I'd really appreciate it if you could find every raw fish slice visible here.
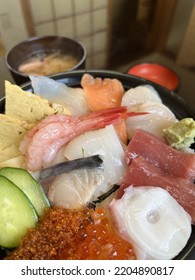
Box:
[30,75,90,116]
[110,186,191,259]
[125,102,177,139]
[47,167,104,209]
[64,125,127,199]
[121,85,162,108]
[53,87,90,116]
[81,73,124,111]
[125,129,195,181]
[118,156,195,223]
[39,155,103,181]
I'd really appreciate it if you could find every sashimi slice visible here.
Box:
[64,124,127,199]
[125,129,195,182]
[30,75,90,116]
[110,186,191,259]
[118,156,195,223]
[121,85,162,108]
[125,102,177,140]
[47,167,104,209]
[81,73,124,111]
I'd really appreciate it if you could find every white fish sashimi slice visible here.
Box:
[110,186,191,260]
[64,125,127,199]
[121,85,162,109]
[139,101,176,118]
[126,102,178,139]
[47,168,104,209]
[53,87,90,116]
[30,75,90,116]
[30,75,69,101]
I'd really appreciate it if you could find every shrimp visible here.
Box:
[114,119,128,145]
[81,74,124,111]
[20,107,146,171]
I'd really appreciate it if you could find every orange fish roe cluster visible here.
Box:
[6,207,91,260]
[78,208,136,260]
[58,207,136,260]
[6,206,135,260]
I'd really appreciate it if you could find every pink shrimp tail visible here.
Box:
[93,107,148,126]
[78,106,127,121]
[79,106,148,126]
[126,111,149,117]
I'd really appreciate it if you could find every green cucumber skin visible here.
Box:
[0,175,38,248]
[0,167,50,216]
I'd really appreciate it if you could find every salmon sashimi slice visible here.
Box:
[125,129,195,182]
[81,73,125,111]
[118,156,195,223]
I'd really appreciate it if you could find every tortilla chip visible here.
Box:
[5,80,70,123]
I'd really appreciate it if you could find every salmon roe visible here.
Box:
[6,206,136,260]
[59,207,136,260]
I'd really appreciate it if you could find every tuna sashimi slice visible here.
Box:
[125,129,195,182]
[118,156,195,223]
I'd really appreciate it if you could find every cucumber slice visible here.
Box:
[0,167,50,216]
[0,175,38,248]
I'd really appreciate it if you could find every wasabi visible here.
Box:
[163,118,195,149]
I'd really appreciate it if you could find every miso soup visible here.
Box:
[18,52,79,76]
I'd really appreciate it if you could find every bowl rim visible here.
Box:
[1,69,195,118]
[5,35,87,78]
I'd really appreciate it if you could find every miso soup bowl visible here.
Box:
[5,35,87,85]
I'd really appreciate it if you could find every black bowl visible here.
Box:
[5,36,87,85]
[0,70,194,260]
